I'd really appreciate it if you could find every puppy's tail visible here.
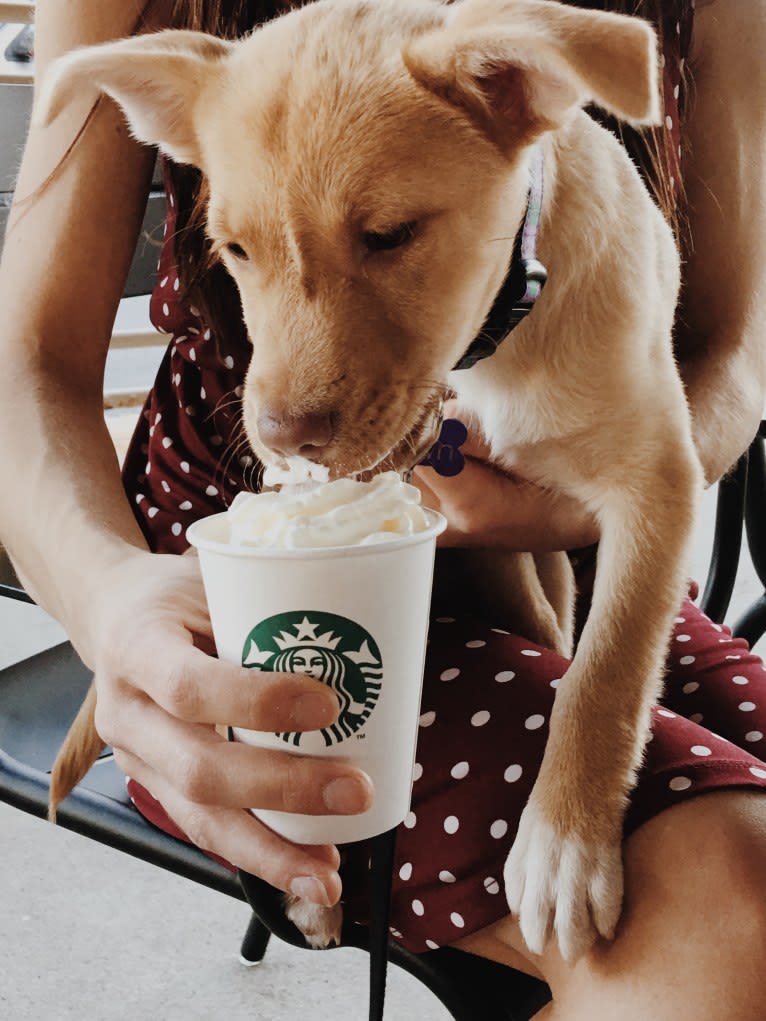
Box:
[48,681,105,823]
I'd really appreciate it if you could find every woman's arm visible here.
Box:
[675,0,766,485]
[0,0,162,636]
[0,0,370,899]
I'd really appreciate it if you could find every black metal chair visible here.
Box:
[1,421,764,1020]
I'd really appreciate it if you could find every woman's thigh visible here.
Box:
[459,790,766,1021]
[340,608,766,955]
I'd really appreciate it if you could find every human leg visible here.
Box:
[457,790,766,1021]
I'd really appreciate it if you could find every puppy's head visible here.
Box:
[38,0,660,477]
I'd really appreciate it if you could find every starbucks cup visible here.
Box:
[186,509,446,844]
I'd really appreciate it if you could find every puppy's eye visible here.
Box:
[363,221,416,253]
[226,242,249,260]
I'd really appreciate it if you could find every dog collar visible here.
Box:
[452,144,547,371]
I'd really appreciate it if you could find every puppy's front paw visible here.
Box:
[284,895,343,949]
[504,798,624,962]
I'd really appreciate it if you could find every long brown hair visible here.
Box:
[165,0,687,346]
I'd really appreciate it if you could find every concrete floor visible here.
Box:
[1,483,763,1021]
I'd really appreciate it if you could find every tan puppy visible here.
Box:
[40,0,703,962]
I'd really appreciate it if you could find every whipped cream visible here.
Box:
[227,471,430,549]
[261,456,330,488]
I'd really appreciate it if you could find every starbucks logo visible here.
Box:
[242,611,382,747]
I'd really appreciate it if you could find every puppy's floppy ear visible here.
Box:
[33,30,234,165]
[403,0,660,152]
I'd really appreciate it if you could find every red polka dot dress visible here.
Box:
[122,0,766,954]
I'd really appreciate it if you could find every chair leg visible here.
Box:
[239,911,272,967]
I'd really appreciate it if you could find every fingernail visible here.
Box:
[289,876,331,906]
[290,692,338,730]
[323,775,371,814]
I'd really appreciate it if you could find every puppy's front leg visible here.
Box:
[504,448,701,962]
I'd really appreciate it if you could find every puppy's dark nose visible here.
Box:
[257,409,334,458]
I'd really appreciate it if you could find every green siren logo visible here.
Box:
[242,611,382,747]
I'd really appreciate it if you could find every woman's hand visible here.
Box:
[412,403,599,552]
[79,549,373,907]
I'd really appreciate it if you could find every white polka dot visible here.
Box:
[205,484,218,497]
[521,649,542,657]
[145,461,151,474]
[739,702,757,712]
[419,710,436,727]
[412,899,425,916]
[180,461,190,474]
[185,405,196,417]
[658,709,676,718]
[162,302,170,317]
[135,494,145,504]
[450,912,465,928]
[238,453,252,464]
[690,713,704,724]
[504,767,523,787]
[189,348,197,362]
[665,114,673,131]
[412,762,423,782]
[224,355,235,369]
[189,327,200,336]
[161,480,171,493]
[404,811,417,829]
[435,616,455,624]
[524,714,545,730]
[690,745,711,757]
[745,732,763,743]
[399,863,413,881]
[732,675,749,685]
[425,939,440,950]
[725,656,741,661]
[390,928,402,939]
[147,507,159,519]
[491,628,510,635]
[483,876,500,895]
[162,436,173,449]
[203,329,211,341]
[682,682,700,694]
[465,640,486,649]
[676,634,691,643]
[173,277,180,291]
[669,776,692,791]
[444,815,460,834]
[440,667,460,681]
[439,871,456,884]
[171,522,183,537]
[190,305,200,317]
[679,656,696,665]
[173,373,182,386]
[495,670,515,683]
[749,767,766,780]
[200,387,207,400]
[550,678,560,689]
[471,710,491,727]
[179,500,192,511]
[490,820,508,839]
[160,276,169,288]
[675,617,686,624]
[451,761,470,780]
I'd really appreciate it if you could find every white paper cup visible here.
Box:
[186,509,446,844]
